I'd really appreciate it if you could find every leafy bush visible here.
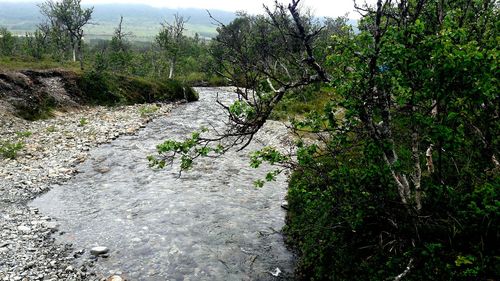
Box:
[280,1,499,280]
[285,142,499,280]
[0,140,24,159]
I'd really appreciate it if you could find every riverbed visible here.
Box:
[29,87,295,280]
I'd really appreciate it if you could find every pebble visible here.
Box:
[95,167,111,174]
[90,246,109,256]
[270,267,282,277]
[281,200,289,210]
[17,225,31,233]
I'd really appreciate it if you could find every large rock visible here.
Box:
[90,246,109,256]
[107,275,124,281]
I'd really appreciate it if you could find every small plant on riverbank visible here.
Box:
[0,140,24,159]
[78,118,88,127]
[46,125,57,133]
[15,131,33,138]
[0,130,34,159]
[139,104,159,117]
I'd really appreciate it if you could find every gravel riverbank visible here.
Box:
[0,103,176,281]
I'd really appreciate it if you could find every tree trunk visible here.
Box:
[72,46,76,62]
[168,59,175,79]
[78,39,84,70]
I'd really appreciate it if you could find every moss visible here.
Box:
[77,71,121,105]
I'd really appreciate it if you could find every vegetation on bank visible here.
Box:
[148,0,499,280]
[78,71,198,105]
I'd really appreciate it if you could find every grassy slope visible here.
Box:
[0,57,83,72]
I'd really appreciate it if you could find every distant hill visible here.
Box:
[0,2,357,41]
[0,2,236,40]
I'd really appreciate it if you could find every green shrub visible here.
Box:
[282,79,499,279]
[285,144,499,280]
[0,140,24,159]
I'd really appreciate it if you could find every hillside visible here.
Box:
[0,2,236,40]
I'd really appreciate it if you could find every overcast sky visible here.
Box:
[0,0,373,18]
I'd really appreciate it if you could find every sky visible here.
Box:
[0,0,374,18]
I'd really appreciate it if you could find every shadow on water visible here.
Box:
[30,88,295,281]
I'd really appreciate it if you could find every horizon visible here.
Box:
[0,0,373,18]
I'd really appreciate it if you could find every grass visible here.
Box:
[270,85,334,121]
[0,130,34,159]
[15,131,32,138]
[0,56,82,72]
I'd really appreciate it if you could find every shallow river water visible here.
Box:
[30,88,295,280]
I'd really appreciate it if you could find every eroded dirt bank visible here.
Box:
[0,70,85,121]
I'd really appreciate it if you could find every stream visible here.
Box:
[30,87,295,280]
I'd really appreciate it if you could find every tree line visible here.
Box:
[0,0,220,85]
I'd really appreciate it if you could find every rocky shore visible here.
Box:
[0,103,176,281]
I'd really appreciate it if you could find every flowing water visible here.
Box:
[30,88,295,281]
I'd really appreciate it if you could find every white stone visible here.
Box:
[90,246,109,256]
[107,275,123,281]
[17,225,31,233]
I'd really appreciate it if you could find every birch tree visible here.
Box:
[156,13,189,79]
[40,0,93,69]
